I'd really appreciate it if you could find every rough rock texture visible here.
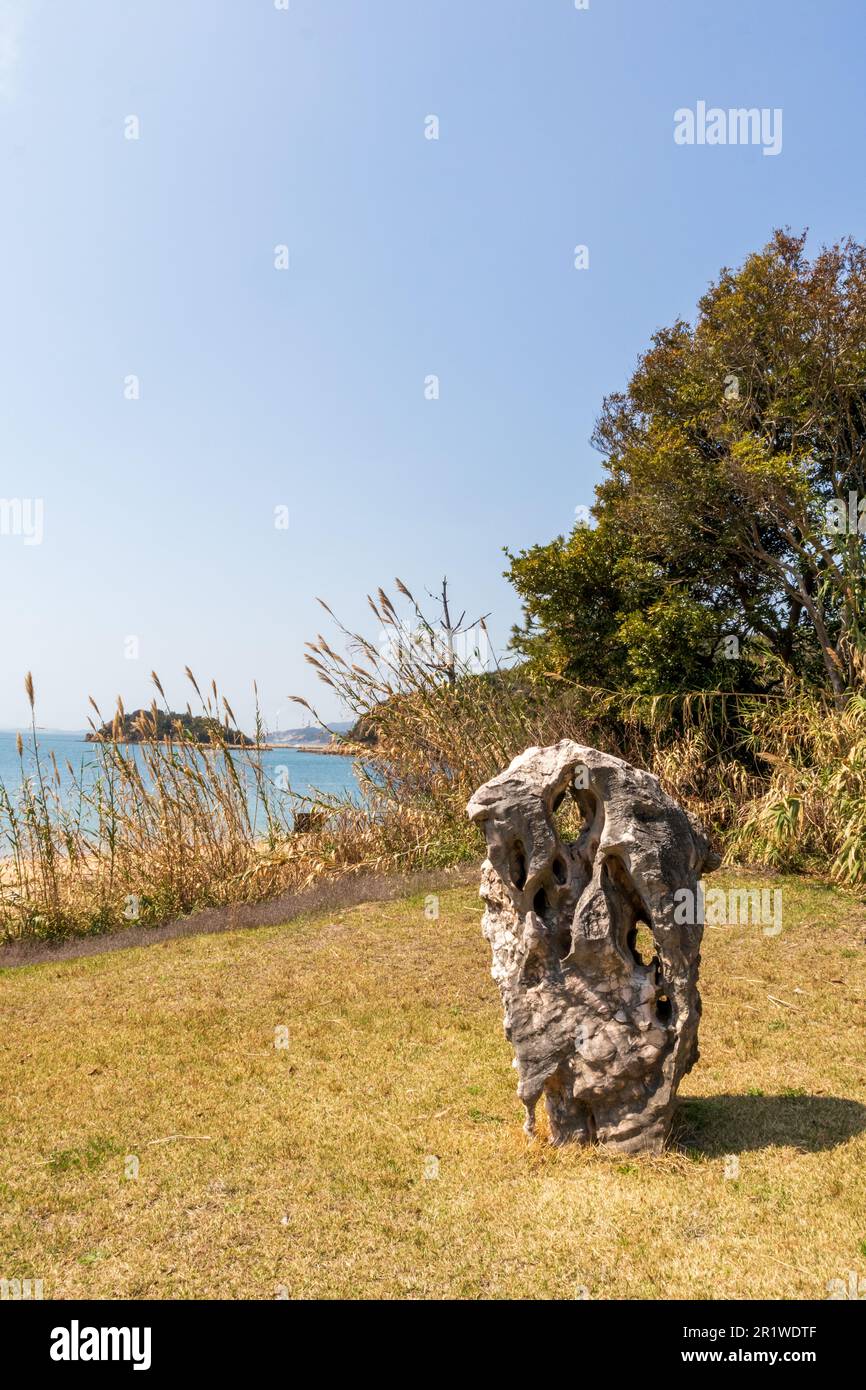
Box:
[467,742,719,1154]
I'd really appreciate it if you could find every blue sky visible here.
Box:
[1,0,864,729]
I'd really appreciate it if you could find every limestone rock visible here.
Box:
[467,742,719,1154]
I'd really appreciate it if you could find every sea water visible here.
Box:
[0,731,360,834]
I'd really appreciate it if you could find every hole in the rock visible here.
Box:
[509,840,527,890]
[551,780,590,846]
[627,920,656,967]
[656,993,672,1022]
[552,855,568,885]
[572,787,601,860]
[603,856,658,969]
[533,887,549,917]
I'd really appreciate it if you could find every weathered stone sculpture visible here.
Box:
[467,742,719,1153]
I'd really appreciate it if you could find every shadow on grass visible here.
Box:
[676,1093,866,1155]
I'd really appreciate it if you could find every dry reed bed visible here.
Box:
[3,583,866,942]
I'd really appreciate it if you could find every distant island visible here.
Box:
[266,720,354,747]
[86,710,255,746]
[264,721,360,754]
[85,714,366,754]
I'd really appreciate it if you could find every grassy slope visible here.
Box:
[1,872,865,1300]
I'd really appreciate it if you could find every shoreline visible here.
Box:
[79,738,361,758]
[259,742,363,756]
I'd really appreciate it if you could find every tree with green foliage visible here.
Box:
[507,230,866,702]
[506,517,752,694]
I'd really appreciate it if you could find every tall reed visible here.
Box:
[5,586,864,943]
[297,580,866,889]
[0,671,365,940]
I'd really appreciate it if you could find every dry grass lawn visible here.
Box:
[1,871,865,1300]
